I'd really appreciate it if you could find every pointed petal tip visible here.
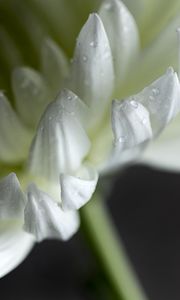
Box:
[24,184,80,242]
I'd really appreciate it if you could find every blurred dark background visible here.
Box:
[0,165,180,300]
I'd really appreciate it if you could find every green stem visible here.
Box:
[80,193,149,300]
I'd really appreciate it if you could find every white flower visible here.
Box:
[0,0,180,277]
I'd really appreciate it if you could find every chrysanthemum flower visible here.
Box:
[0,0,180,281]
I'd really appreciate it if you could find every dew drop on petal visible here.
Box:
[149,95,155,101]
[117,136,127,143]
[152,88,160,96]
[89,41,97,47]
[130,100,138,109]
[82,55,88,62]
[141,118,147,125]
[104,2,113,11]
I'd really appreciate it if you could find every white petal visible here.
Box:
[0,93,32,163]
[127,15,180,94]
[60,164,98,211]
[24,184,80,242]
[28,89,90,182]
[134,68,180,136]
[59,89,90,128]
[41,38,69,95]
[0,173,25,220]
[67,13,114,126]
[112,99,152,151]
[12,67,51,128]
[99,0,140,86]
[0,223,34,278]
[142,113,180,171]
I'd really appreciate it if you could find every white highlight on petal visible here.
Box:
[0,93,31,163]
[134,68,180,136]
[0,224,34,278]
[12,67,51,128]
[176,28,180,78]
[24,184,80,242]
[28,89,90,182]
[41,38,69,95]
[67,13,114,126]
[99,0,140,86]
[60,164,98,211]
[112,99,152,151]
[0,173,25,220]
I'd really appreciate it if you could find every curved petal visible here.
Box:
[12,67,51,128]
[67,13,114,128]
[112,99,152,151]
[126,15,180,94]
[0,173,25,220]
[24,184,80,242]
[142,114,180,171]
[41,38,69,95]
[99,0,140,86]
[28,89,90,182]
[60,164,98,211]
[133,68,180,136]
[0,223,34,278]
[0,93,32,163]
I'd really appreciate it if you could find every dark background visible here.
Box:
[0,165,180,300]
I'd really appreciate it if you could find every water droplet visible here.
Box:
[141,118,147,125]
[130,100,138,108]
[82,55,88,62]
[67,95,72,101]
[152,88,160,96]
[149,95,154,101]
[118,136,127,143]
[89,41,97,47]
[104,2,112,10]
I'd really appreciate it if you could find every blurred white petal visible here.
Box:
[0,173,25,220]
[41,38,69,94]
[99,0,139,86]
[12,67,51,128]
[24,184,80,242]
[0,93,32,163]
[0,223,34,278]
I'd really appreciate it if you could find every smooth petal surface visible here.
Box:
[24,184,80,242]
[0,223,34,278]
[0,93,31,163]
[12,67,51,128]
[28,89,90,182]
[60,164,98,211]
[142,114,180,171]
[99,0,139,86]
[127,15,180,95]
[133,68,180,136]
[0,173,25,220]
[67,13,114,127]
[41,38,69,95]
[112,99,152,151]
